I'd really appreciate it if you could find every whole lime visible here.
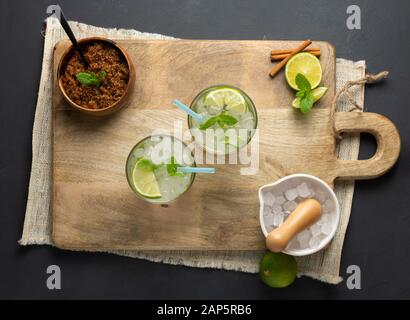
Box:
[259,252,297,288]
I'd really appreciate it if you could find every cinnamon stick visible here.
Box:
[271,50,320,61]
[271,47,320,56]
[269,40,312,78]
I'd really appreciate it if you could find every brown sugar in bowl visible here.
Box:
[57,37,135,116]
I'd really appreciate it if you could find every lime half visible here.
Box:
[292,87,328,108]
[204,88,247,113]
[259,252,297,288]
[285,52,322,90]
[132,159,161,199]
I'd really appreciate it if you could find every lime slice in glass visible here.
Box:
[259,252,297,288]
[132,159,161,199]
[285,52,322,90]
[204,88,247,113]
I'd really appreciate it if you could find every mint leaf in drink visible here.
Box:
[295,73,311,91]
[76,70,107,87]
[166,157,184,177]
[199,113,238,130]
[217,114,238,126]
[300,92,314,114]
[137,158,156,172]
[199,116,218,130]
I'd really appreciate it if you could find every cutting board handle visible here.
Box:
[334,112,400,180]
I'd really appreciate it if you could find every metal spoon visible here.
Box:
[49,5,90,68]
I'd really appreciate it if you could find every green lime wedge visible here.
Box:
[285,52,322,90]
[292,87,328,108]
[132,158,161,199]
[204,88,247,113]
[259,252,297,288]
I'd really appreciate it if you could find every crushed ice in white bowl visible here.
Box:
[259,174,340,256]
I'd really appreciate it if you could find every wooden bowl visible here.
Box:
[57,37,135,116]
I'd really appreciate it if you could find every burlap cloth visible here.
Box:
[20,17,366,284]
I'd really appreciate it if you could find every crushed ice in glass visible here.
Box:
[262,180,336,251]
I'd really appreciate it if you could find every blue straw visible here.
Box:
[177,167,215,174]
[172,99,204,124]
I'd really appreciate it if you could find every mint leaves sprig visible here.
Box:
[199,113,238,130]
[295,73,314,114]
[137,156,185,177]
[137,158,160,172]
[76,71,107,87]
[166,156,185,177]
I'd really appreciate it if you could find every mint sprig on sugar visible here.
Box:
[295,73,314,114]
[199,113,238,130]
[76,70,107,87]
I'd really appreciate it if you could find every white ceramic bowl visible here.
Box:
[259,174,340,256]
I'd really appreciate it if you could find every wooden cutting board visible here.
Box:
[52,40,400,250]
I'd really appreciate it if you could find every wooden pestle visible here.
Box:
[266,199,322,252]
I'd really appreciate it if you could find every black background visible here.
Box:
[0,0,409,299]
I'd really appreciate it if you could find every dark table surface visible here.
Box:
[1,0,409,299]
